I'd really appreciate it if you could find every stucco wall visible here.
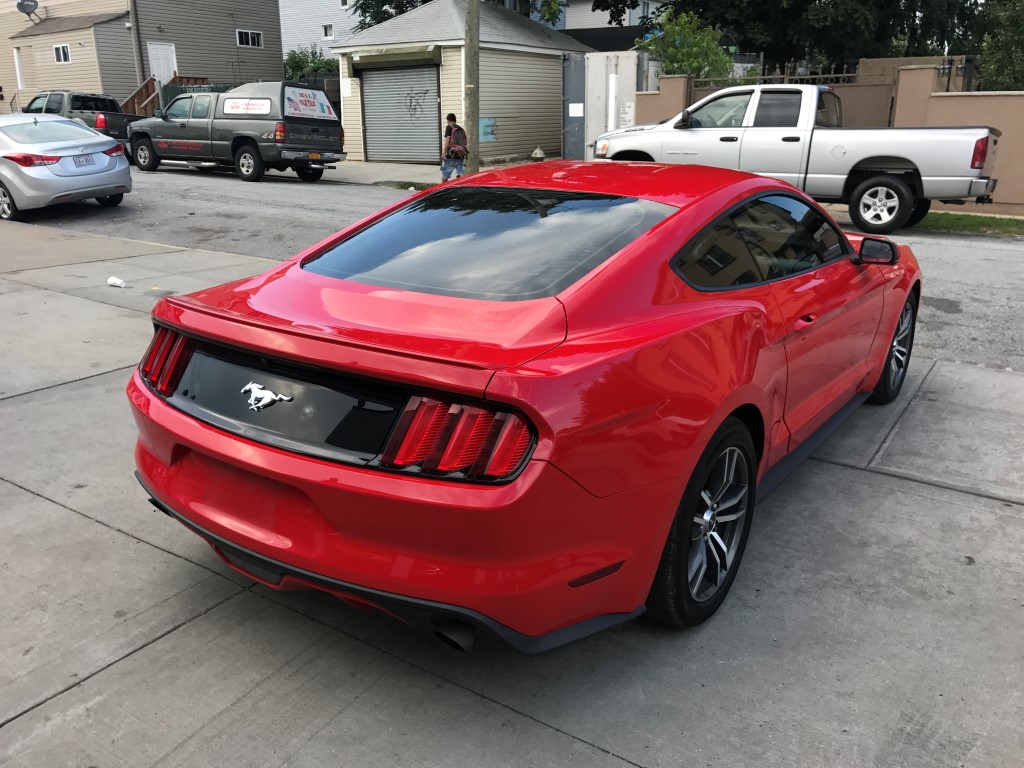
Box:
[635,74,688,125]
[895,65,1023,216]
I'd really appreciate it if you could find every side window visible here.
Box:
[71,94,84,110]
[191,95,212,119]
[732,195,847,280]
[165,97,192,120]
[752,91,802,128]
[44,93,64,113]
[24,95,47,113]
[673,221,764,289]
[101,98,120,112]
[815,91,842,128]
[688,92,752,129]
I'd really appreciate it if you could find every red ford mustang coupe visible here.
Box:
[128,162,921,653]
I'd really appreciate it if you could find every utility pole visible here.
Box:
[464,0,479,173]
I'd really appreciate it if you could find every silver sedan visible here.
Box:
[0,113,132,221]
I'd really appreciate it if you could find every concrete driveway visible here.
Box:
[0,220,1021,767]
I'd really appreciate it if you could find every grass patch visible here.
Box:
[915,211,1024,236]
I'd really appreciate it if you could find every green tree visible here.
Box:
[979,0,1024,89]
[634,8,732,78]
[284,45,340,80]
[352,0,567,33]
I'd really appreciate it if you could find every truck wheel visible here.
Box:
[133,139,160,172]
[234,145,265,182]
[849,175,913,234]
[904,199,931,228]
[95,193,124,207]
[295,167,324,182]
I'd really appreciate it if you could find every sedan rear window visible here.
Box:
[303,186,675,301]
[0,119,98,144]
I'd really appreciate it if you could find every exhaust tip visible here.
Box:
[433,620,476,652]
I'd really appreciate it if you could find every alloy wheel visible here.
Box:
[0,188,11,219]
[688,446,751,602]
[859,187,900,226]
[137,146,149,165]
[239,153,254,175]
[889,301,914,390]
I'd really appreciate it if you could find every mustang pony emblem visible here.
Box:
[241,382,292,411]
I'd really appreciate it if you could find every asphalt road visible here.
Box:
[16,167,1024,371]
[17,165,410,261]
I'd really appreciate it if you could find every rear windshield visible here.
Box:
[303,186,675,301]
[0,119,99,144]
[70,95,119,112]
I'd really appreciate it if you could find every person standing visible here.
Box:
[441,113,468,182]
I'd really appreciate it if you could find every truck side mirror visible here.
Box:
[673,112,691,129]
[154,108,165,119]
[852,237,898,265]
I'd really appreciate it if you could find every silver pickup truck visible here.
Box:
[594,84,1000,233]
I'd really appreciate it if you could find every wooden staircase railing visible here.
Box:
[120,73,210,116]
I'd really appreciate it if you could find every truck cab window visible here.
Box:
[815,91,842,128]
[752,91,802,128]
[165,97,192,120]
[688,92,752,129]
[191,95,212,119]
[24,95,46,113]
[44,93,64,113]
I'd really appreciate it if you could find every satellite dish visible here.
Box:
[16,0,39,14]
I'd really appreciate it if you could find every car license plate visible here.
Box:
[73,155,96,168]
[308,153,320,160]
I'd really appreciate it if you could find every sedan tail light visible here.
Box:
[971,136,989,169]
[96,112,108,130]
[103,144,125,157]
[3,153,61,167]
[381,396,533,480]
[139,326,192,396]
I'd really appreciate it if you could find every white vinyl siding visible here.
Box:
[29,28,102,93]
[479,49,561,159]
[280,0,359,56]
[439,46,462,132]
[93,20,139,102]
[340,69,363,159]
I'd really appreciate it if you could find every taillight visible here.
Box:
[96,112,107,130]
[340,125,345,151]
[971,136,988,169]
[381,396,534,481]
[275,122,286,143]
[103,144,124,156]
[3,153,61,167]
[139,326,192,396]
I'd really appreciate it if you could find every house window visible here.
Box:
[236,29,264,48]
[53,44,71,64]
[322,24,334,39]
[339,0,348,7]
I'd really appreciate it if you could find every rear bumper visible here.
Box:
[128,372,676,650]
[969,177,997,197]
[270,148,346,163]
[4,161,132,210]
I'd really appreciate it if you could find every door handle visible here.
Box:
[794,314,818,330]
[178,122,186,128]
[782,136,800,142]
[719,136,739,142]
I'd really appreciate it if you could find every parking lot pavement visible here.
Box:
[1,223,1022,767]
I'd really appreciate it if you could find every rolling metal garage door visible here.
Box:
[362,67,440,163]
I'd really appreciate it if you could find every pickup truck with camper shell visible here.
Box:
[593,84,1000,233]
[127,82,345,182]
[22,90,143,152]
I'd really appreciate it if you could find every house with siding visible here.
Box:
[280,0,360,56]
[1,0,284,113]
[331,0,591,163]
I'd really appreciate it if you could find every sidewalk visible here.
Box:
[1,222,1022,766]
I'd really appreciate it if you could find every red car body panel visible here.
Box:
[128,161,922,650]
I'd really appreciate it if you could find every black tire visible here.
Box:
[133,138,160,172]
[95,193,124,207]
[295,167,324,182]
[848,175,914,234]
[867,292,917,405]
[904,199,931,228]
[234,145,265,182]
[0,181,20,221]
[647,417,757,627]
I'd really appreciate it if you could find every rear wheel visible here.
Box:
[96,193,124,207]
[0,181,20,221]
[295,167,324,182]
[133,138,160,172]
[848,175,913,234]
[867,293,917,405]
[647,417,757,627]
[234,145,265,182]
[904,199,931,228]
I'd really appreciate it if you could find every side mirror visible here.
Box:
[673,112,691,129]
[154,108,165,119]
[853,237,898,265]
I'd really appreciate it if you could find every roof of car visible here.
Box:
[460,160,781,209]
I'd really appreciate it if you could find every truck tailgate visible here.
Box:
[285,119,342,149]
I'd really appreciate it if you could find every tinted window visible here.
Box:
[23,95,46,114]
[733,195,846,279]
[689,92,752,128]
[304,186,675,301]
[44,93,64,113]
[752,91,802,128]
[673,222,764,289]
[816,91,842,128]
[0,119,98,144]
[165,97,192,120]
[191,95,212,119]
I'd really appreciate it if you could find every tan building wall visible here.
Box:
[635,74,689,125]
[439,45,462,133]
[338,59,363,160]
[28,27,102,93]
[894,65,1023,216]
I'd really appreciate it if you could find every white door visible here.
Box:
[660,90,753,166]
[147,42,178,85]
